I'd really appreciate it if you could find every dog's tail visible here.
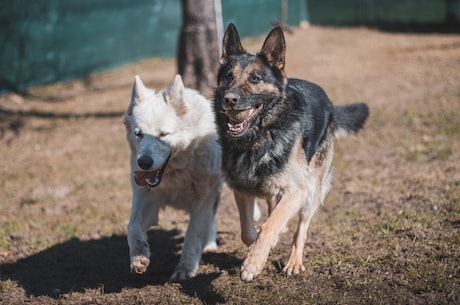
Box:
[333,102,369,138]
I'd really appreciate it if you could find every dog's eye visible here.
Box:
[159,131,169,138]
[249,74,262,83]
[134,128,143,138]
[225,72,233,82]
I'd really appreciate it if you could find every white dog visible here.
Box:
[123,75,222,281]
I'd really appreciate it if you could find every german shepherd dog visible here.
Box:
[214,23,369,281]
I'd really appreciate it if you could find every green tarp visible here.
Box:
[1,0,458,94]
[0,0,181,93]
[307,0,455,25]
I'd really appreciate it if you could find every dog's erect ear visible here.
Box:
[170,74,184,102]
[165,74,187,116]
[127,75,149,114]
[221,23,245,64]
[131,75,149,104]
[260,27,286,71]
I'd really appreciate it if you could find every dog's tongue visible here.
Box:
[133,170,160,187]
[227,108,254,123]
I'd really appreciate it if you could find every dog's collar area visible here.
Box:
[133,153,171,187]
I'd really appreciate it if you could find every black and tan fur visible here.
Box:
[214,24,369,281]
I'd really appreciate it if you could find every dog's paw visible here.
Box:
[131,255,150,274]
[169,266,196,282]
[240,268,257,282]
[240,241,271,281]
[282,262,306,275]
[240,256,265,282]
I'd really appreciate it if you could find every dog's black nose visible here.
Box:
[137,155,153,170]
[224,92,240,105]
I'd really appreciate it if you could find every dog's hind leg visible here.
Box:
[170,194,219,282]
[234,191,258,246]
[283,170,332,275]
[203,218,218,252]
[282,202,317,275]
[204,195,220,252]
[283,145,334,275]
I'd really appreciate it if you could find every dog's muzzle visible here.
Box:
[134,153,171,188]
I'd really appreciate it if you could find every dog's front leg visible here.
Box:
[234,191,258,246]
[240,191,304,281]
[127,191,159,274]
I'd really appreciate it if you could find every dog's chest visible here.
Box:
[151,158,219,208]
[149,183,201,210]
[222,137,296,194]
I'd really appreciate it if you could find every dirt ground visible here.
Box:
[0,26,459,305]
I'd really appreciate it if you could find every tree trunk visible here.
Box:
[177,0,220,98]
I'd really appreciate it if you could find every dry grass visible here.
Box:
[1,26,459,304]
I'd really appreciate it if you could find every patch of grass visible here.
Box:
[309,254,345,269]
[0,279,18,293]
[0,221,25,250]
[445,182,460,210]
[378,216,400,236]
[54,222,80,241]
[404,136,454,162]
[375,204,438,239]
[405,258,456,294]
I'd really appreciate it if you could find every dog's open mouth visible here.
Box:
[226,104,263,137]
[133,154,171,188]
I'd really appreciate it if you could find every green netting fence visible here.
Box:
[1,0,458,94]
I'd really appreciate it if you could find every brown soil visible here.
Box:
[1,26,459,305]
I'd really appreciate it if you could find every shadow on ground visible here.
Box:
[0,107,124,144]
[0,229,239,300]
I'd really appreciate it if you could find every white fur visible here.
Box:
[124,75,222,281]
